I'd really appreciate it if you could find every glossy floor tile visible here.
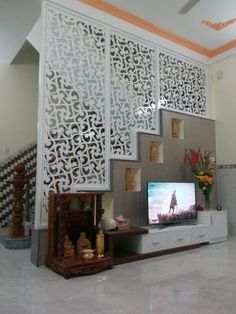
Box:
[1,238,236,314]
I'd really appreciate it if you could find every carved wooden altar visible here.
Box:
[46,192,113,278]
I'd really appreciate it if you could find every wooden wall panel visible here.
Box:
[104,110,216,226]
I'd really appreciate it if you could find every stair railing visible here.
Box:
[9,163,36,238]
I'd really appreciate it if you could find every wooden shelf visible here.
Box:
[105,225,148,238]
[105,226,148,264]
[113,249,141,265]
[125,168,141,192]
[111,245,200,265]
[172,118,184,139]
[149,141,163,163]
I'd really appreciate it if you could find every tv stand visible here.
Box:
[105,226,148,265]
[114,223,210,258]
[197,210,228,243]
[149,221,197,230]
[178,221,197,226]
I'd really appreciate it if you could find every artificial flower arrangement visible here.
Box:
[184,148,215,210]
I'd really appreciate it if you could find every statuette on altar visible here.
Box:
[76,232,91,256]
[64,234,75,257]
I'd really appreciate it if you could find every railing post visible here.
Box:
[9,163,27,238]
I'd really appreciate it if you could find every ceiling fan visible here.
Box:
[178,0,200,14]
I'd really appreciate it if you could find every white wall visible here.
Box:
[0,44,39,162]
[211,55,236,165]
[0,0,40,64]
[211,54,236,235]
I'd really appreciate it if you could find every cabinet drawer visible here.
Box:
[192,227,209,243]
[168,230,191,248]
[140,233,168,253]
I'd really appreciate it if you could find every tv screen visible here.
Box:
[147,182,197,225]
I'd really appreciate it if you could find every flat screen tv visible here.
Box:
[147,182,197,225]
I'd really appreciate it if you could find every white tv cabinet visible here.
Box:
[197,210,228,243]
[109,213,228,265]
[121,224,210,255]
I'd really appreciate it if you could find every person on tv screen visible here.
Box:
[169,190,177,214]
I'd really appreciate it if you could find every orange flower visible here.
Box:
[185,148,215,194]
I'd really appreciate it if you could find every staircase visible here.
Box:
[0,143,37,228]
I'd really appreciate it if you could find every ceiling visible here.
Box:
[82,0,236,58]
[104,0,236,50]
[1,0,236,64]
[0,0,41,64]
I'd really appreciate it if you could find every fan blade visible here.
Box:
[178,0,200,14]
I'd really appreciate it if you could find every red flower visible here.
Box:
[191,154,197,168]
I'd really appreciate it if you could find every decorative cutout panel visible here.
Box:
[38,5,108,222]
[159,51,208,117]
[110,32,158,158]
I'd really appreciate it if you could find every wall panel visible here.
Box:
[36,0,211,228]
[104,110,216,227]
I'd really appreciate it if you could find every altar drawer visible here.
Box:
[168,230,192,248]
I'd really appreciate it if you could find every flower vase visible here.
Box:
[204,193,211,211]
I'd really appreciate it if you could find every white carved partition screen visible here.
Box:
[110,31,158,159]
[159,51,208,117]
[36,3,109,225]
[36,0,209,227]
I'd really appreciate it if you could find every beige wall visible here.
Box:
[211,55,236,165]
[0,44,39,161]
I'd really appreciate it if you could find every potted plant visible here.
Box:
[184,148,215,210]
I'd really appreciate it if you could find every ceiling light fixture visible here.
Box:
[178,0,200,15]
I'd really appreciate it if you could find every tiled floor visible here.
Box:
[0,238,235,314]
